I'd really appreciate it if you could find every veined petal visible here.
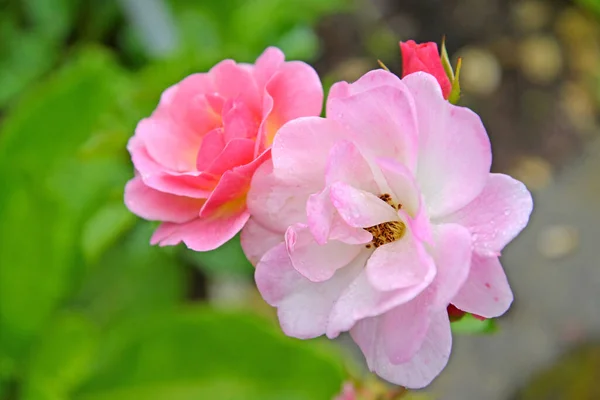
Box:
[124,177,203,223]
[330,182,399,228]
[439,173,533,256]
[327,84,418,170]
[255,244,365,339]
[151,210,250,251]
[403,72,492,219]
[351,310,452,389]
[286,224,361,282]
[240,218,283,266]
[451,254,513,318]
[365,228,435,292]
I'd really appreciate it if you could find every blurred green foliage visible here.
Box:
[450,314,498,335]
[0,0,350,398]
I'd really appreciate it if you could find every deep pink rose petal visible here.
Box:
[403,72,492,218]
[451,254,513,318]
[400,41,452,99]
[196,128,226,171]
[257,61,323,152]
[255,243,365,339]
[211,60,260,114]
[151,210,250,251]
[124,177,203,223]
[365,230,435,292]
[205,138,256,176]
[351,310,451,389]
[241,218,283,266]
[253,47,285,89]
[330,182,398,228]
[440,173,534,256]
[138,117,200,172]
[200,151,270,219]
[126,47,323,252]
[286,224,361,282]
[327,84,418,170]
[222,100,260,141]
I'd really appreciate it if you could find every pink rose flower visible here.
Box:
[242,70,533,388]
[400,40,451,99]
[124,47,323,251]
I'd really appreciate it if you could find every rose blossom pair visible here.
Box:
[125,42,533,388]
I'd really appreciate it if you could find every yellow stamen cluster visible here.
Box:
[364,194,405,249]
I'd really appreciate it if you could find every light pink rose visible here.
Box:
[242,70,533,388]
[124,47,323,251]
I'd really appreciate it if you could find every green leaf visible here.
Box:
[0,47,135,365]
[447,57,462,105]
[72,222,186,327]
[81,202,136,264]
[451,314,498,335]
[20,313,100,400]
[23,0,79,41]
[440,36,454,81]
[73,308,345,400]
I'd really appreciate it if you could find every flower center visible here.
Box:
[365,194,405,249]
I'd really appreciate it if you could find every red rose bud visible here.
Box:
[400,40,452,99]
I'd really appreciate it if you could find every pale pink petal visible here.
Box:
[376,158,420,216]
[451,254,513,318]
[440,173,533,256]
[327,267,434,338]
[326,140,379,193]
[402,72,492,218]
[286,224,361,282]
[271,117,350,185]
[240,218,283,266]
[253,47,285,89]
[306,187,373,246]
[306,187,336,245]
[124,177,203,223]
[151,210,250,251]
[351,310,452,389]
[381,300,430,365]
[255,244,365,339]
[330,182,398,228]
[328,69,406,101]
[329,218,373,245]
[365,230,435,292]
[246,160,311,232]
[428,224,472,309]
[327,83,418,170]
